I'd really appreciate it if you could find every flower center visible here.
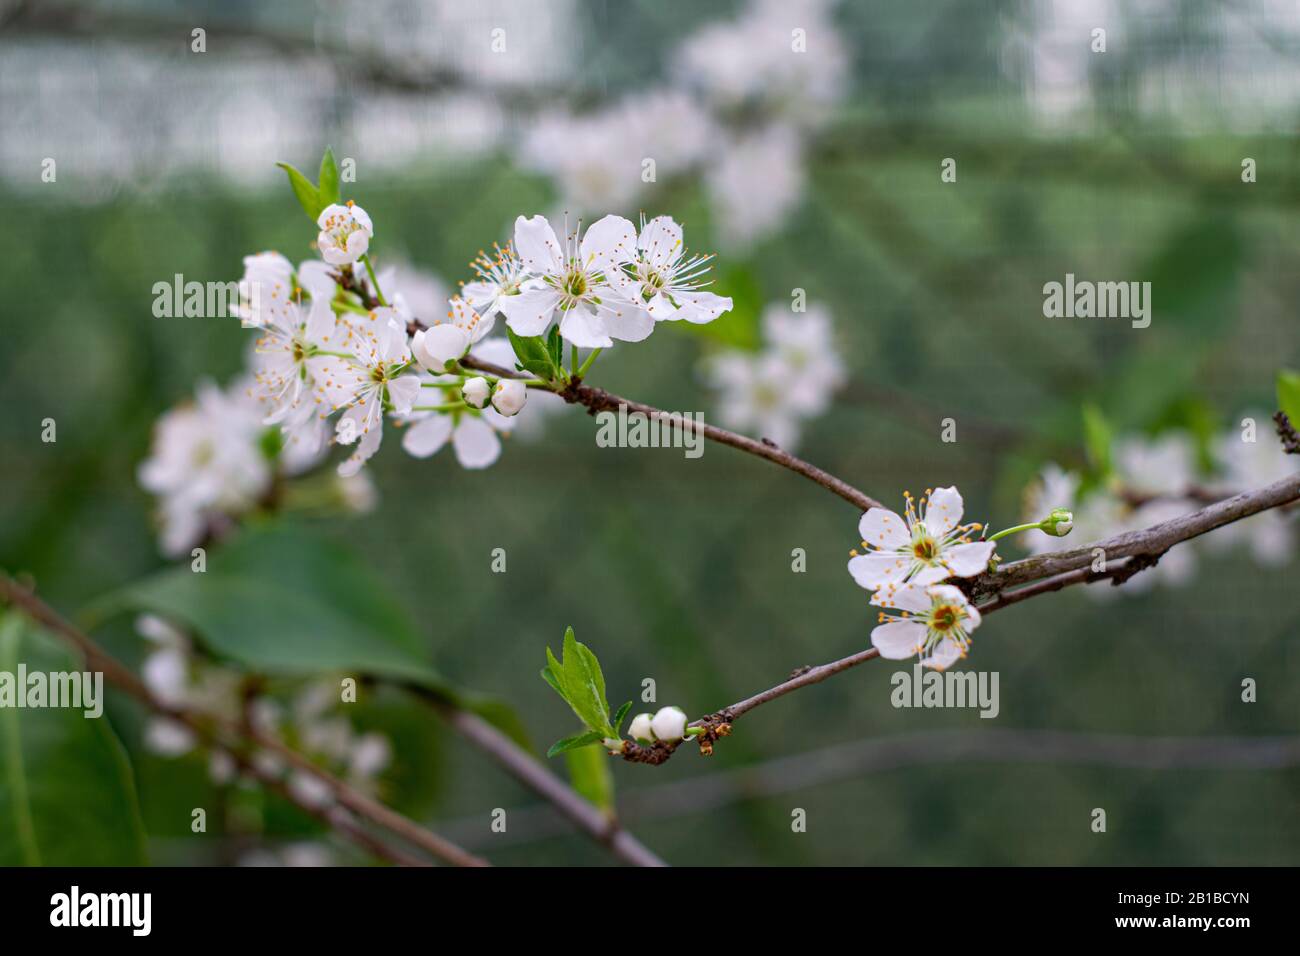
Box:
[563,266,588,299]
[912,536,936,561]
[930,604,959,631]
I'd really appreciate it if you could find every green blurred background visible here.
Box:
[1,0,1298,865]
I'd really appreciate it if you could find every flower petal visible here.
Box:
[941,541,996,578]
[558,306,613,348]
[870,581,931,613]
[513,215,562,274]
[921,638,963,671]
[924,486,964,538]
[858,507,910,550]
[452,416,502,469]
[401,414,452,458]
[580,214,637,269]
[848,552,910,590]
[871,620,925,659]
[501,287,561,336]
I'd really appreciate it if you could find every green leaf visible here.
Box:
[506,327,555,379]
[540,663,564,698]
[561,627,612,735]
[546,325,563,368]
[1277,370,1300,427]
[90,523,530,748]
[612,700,632,735]
[1081,403,1113,478]
[0,614,147,865]
[564,741,614,812]
[317,147,340,208]
[546,729,604,758]
[276,161,324,223]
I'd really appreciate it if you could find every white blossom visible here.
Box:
[315,201,374,266]
[871,582,982,670]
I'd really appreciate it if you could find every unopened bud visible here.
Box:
[628,712,655,744]
[413,324,470,370]
[462,376,491,409]
[491,378,527,417]
[1041,508,1074,537]
[650,706,688,743]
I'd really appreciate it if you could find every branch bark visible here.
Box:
[0,574,487,868]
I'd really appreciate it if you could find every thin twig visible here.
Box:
[411,689,668,867]
[0,574,487,868]
[460,354,885,513]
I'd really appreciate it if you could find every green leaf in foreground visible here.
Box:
[317,147,340,208]
[277,161,324,223]
[1277,369,1300,428]
[0,613,147,865]
[546,729,604,758]
[564,741,614,812]
[91,522,531,751]
[1081,403,1113,478]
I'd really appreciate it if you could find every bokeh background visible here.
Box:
[1,0,1298,866]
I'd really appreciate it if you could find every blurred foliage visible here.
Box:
[1,0,1299,866]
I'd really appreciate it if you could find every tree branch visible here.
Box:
[460,354,885,513]
[0,574,487,868]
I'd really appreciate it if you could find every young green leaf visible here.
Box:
[1277,369,1300,427]
[507,327,557,379]
[546,729,605,758]
[562,627,613,735]
[612,700,633,735]
[276,161,324,223]
[564,741,615,812]
[318,147,341,208]
[540,662,564,698]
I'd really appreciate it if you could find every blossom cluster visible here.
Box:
[138,615,391,804]
[846,487,997,670]
[1020,415,1299,594]
[140,192,731,554]
[703,301,846,451]
[518,0,848,247]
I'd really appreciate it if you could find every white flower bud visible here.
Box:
[628,712,655,744]
[650,706,688,743]
[462,376,491,409]
[491,378,527,417]
[413,324,470,370]
[1042,508,1074,537]
[315,202,373,266]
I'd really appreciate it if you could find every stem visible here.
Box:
[987,522,1042,542]
[576,347,602,378]
[412,402,466,413]
[362,254,388,306]
[0,575,488,868]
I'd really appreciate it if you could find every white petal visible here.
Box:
[600,304,655,343]
[847,552,909,590]
[921,638,963,671]
[452,416,502,469]
[386,374,422,416]
[871,581,931,613]
[673,291,732,325]
[580,214,637,268]
[871,620,925,660]
[558,307,613,348]
[501,287,561,336]
[637,215,683,269]
[924,486,964,537]
[858,508,910,550]
[940,541,996,578]
[513,215,562,274]
[401,414,453,458]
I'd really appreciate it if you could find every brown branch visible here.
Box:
[0,573,487,868]
[460,354,885,513]
[408,689,666,867]
[611,470,1300,767]
[1276,411,1300,455]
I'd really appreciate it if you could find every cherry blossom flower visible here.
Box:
[847,487,995,593]
[870,582,982,670]
[491,378,527,416]
[611,215,732,325]
[399,339,523,469]
[507,213,649,348]
[316,201,374,266]
[324,310,421,477]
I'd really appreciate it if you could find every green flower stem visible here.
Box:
[362,254,388,306]
[987,522,1043,542]
[576,347,603,378]
[331,298,371,316]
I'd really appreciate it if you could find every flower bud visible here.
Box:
[491,378,527,417]
[628,712,655,744]
[1042,508,1074,537]
[315,201,374,266]
[650,706,688,743]
[413,324,470,371]
[461,376,491,409]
